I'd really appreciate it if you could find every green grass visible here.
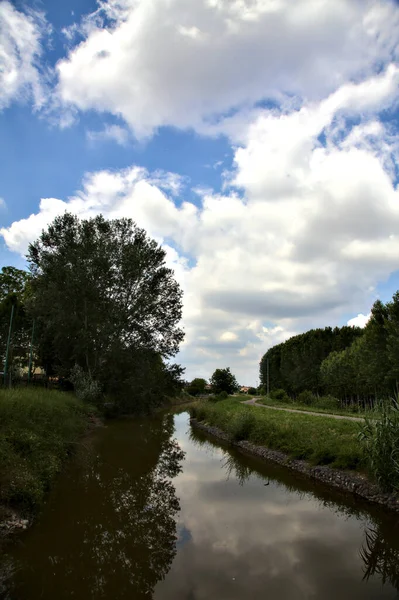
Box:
[0,387,94,512]
[191,399,364,471]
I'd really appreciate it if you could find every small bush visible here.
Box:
[313,395,340,411]
[228,410,257,441]
[297,390,315,405]
[359,399,399,492]
[248,387,257,395]
[208,392,229,403]
[70,365,102,404]
[270,389,290,402]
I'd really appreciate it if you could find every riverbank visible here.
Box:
[190,417,399,512]
[189,398,399,512]
[0,387,96,535]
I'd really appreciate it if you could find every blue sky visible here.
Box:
[1,0,399,383]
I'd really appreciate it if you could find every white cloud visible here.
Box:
[86,124,130,146]
[0,197,5,209]
[55,0,399,137]
[2,2,399,383]
[3,66,399,383]
[0,1,49,110]
[347,313,371,328]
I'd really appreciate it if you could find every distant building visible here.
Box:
[240,386,250,394]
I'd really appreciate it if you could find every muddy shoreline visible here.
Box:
[190,418,399,513]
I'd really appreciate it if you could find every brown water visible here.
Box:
[1,410,399,599]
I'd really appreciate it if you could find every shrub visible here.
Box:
[70,365,102,404]
[359,398,399,492]
[270,389,290,402]
[297,390,315,405]
[208,392,228,403]
[248,387,257,395]
[313,395,340,411]
[228,410,257,441]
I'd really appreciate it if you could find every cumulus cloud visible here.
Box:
[2,0,399,382]
[55,0,399,137]
[3,68,399,382]
[347,313,371,328]
[0,1,49,110]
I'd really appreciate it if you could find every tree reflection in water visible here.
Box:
[3,414,185,600]
[84,416,185,599]
[360,523,399,590]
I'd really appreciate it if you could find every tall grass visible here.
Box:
[359,399,399,492]
[0,387,93,511]
[191,399,364,470]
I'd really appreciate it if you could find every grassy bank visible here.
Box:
[190,399,364,471]
[0,388,94,513]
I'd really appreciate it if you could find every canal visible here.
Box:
[1,409,399,599]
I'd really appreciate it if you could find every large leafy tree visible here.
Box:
[28,213,184,411]
[210,368,239,394]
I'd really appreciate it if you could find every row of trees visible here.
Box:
[1,213,185,413]
[260,295,399,406]
[260,326,363,398]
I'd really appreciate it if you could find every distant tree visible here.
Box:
[28,213,184,412]
[186,378,207,396]
[210,368,239,395]
[248,387,257,395]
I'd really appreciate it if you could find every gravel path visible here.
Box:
[242,398,366,422]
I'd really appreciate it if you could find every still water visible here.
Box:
[1,410,399,599]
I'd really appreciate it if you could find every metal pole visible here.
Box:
[3,303,15,387]
[28,320,35,384]
[267,357,269,396]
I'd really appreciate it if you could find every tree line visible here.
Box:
[260,295,399,406]
[0,213,185,413]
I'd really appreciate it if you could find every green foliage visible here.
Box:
[186,378,207,396]
[359,399,399,492]
[208,391,229,403]
[70,365,103,404]
[247,387,257,395]
[228,409,257,441]
[269,388,290,402]
[191,399,364,471]
[297,390,315,405]
[27,213,184,414]
[0,267,32,378]
[0,387,93,510]
[260,326,363,398]
[210,367,239,395]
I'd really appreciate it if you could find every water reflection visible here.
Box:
[2,412,399,600]
[3,415,185,600]
[167,419,399,599]
[361,523,399,589]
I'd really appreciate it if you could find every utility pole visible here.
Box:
[3,303,15,387]
[28,320,35,384]
[267,357,269,396]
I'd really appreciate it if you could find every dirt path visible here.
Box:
[242,398,366,422]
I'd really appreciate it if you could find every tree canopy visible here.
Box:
[26,213,184,412]
[186,378,207,396]
[210,368,239,394]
